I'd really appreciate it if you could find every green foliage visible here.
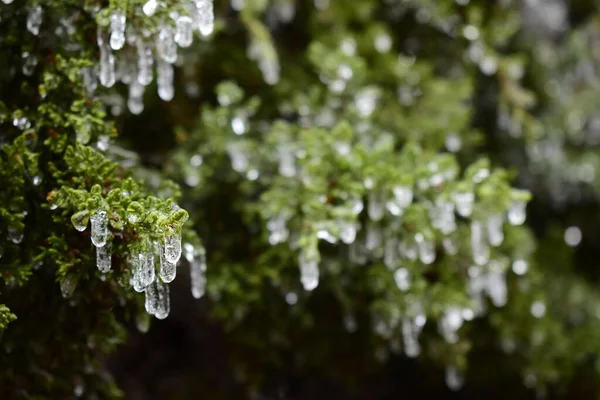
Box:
[2,0,600,398]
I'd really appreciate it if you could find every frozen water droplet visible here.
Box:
[393,185,413,208]
[231,115,247,135]
[415,233,436,265]
[21,51,38,76]
[99,43,116,87]
[109,10,126,50]
[508,200,527,225]
[439,307,463,343]
[157,59,174,101]
[530,301,546,318]
[145,280,160,315]
[366,225,382,251]
[8,226,23,244]
[128,80,145,114]
[452,191,474,217]
[156,25,177,64]
[512,259,528,275]
[143,0,158,16]
[90,209,108,247]
[140,251,156,288]
[277,144,296,177]
[60,275,77,298]
[175,15,193,47]
[159,243,177,283]
[394,268,411,291]
[285,292,298,305]
[96,238,112,272]
[190,247,207,299]
[27,6,43,35]
[136,312,151,333]
[299,251,319,291]
[368,192,385,221]
[487,214,504,247]
[384,237,398,268]
[351,198,364,215]
[339,221,357,244]
[564,226,582,247]
[164,229,182,263]
[470,221,490,266]
[401,319,421,358]
[137,41,154,86]
[196,0,215,36]
[71,210,89,232]
[445,366,464,391]
[154,279,170,319]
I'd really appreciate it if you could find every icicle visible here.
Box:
[431,201,457,235]
[438,307,463,344]
[164,228,182,263]
[401,318,421,358]
[487,214,504,247]
[267,214,289,245]
[467,266,487,317]
[442,237,458,255]
[21,51,38,76]
[486,266,507,307]
[109,10,126,50]
[145,280,160,315]
[508,200,527,226]
[365,224,382,250]
[386,199,403,216]
[339,221,357,244]
[368,192,385,221]
[393,185,413,208]
[159,243,176,283]
[60,276,76,298]
[117,53,135,84]
[452,190,474,217]
[384,237,398,269]
[394,267,411,291]
[445,366,464,391]
[415,233,436,265]
[154,279,170,319]
[278,144,296,177]
[190,246,207,299]
[530,301,546,318]
[299,250,319,291]
[399,239,418,261]
[226,143,249,172]
[98,30,116,87]
[349,240,368,265]
[136,41,154,86]
[156,25,177,64]
[90,210,108,247]
[7,226,23,244]
[470,220,489,266]
[175,15,193,47]
[142,0,158,16]
[157,59,174,101]
[195,0,214,36]
[136,312,151,333]
[128,80,145,115]
[26,6,43,35]
[96,238,112,272]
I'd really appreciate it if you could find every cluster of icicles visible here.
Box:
[95,0,214,114]
[262,182,528,294]
[71,208,206,320]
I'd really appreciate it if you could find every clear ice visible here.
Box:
[90,209,108,247]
